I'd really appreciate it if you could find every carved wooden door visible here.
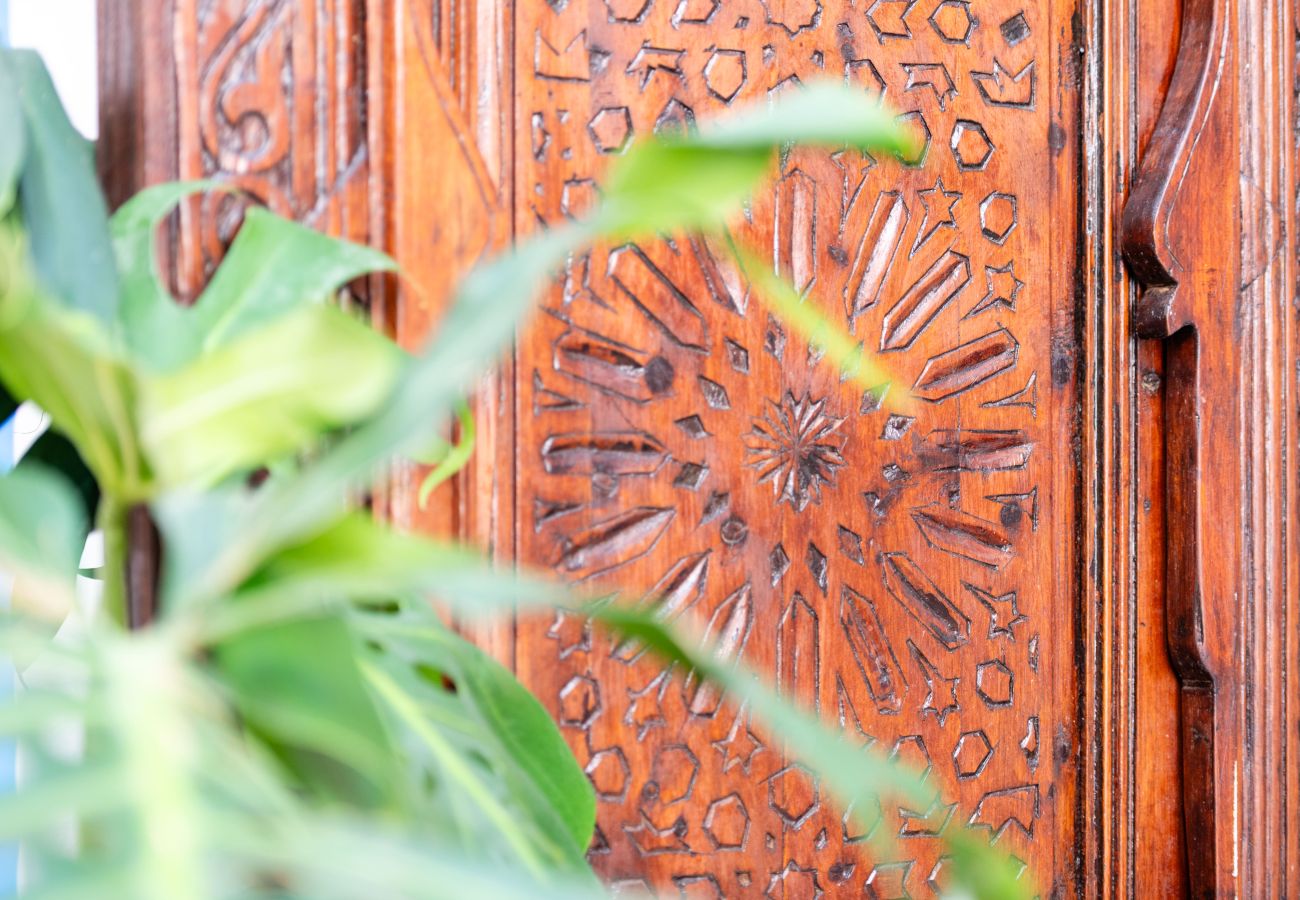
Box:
[98,0,1299,895]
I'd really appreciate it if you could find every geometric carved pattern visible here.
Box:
[513,0,1070,892]
[174,0,369,286]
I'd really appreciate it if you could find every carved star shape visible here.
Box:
[624,672,669,739]
[910,642,960,726]
[711,710,765,774]
[965,583,1028,640]
[910,176,961,257]
[967,260,1025,318]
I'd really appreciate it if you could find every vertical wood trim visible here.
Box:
[96,1,178,208]
[1082,0,1142,890]
[366,0,515,665]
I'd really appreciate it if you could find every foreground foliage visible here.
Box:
[0,48,1028,898]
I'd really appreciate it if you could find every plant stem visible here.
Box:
[97,493,128,627]
[125,504,160,628]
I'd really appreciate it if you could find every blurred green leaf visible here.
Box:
[600,142,772,237]
[191,206,396,351]
[728,239,909,406]
[600,81,916,237]
[17,428,100,522]
[202,513,568,629]
[166,222,590,607]
[419,625,596,857]
[0,465,85,620]
[679,81,916,154]
[3,49,118,323]
[357,611,597,876]
[255,817,615,900]
[109,180,223,371]
[212,612,399,808]
[140,304,403,488]
[0,236,145,495]
[0,54,26,218]
[416,400,476,507]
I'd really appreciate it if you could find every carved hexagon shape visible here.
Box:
[929,0,975,43]
[841,793,883,843]
[896,110,931,166]
[976,659,1015,706]
[588,106,633,154]
[865,861,914,899]
[979,191,1018,244]
[950,119,993,170]
[767,763,820,829]
[765,862,823,899]
[560,177,599,220]
[558,674,602,728]
[953,729,994,779]
[644,743,699,806]
[603,0,652,22]
[703,49,747,103]
[846,58,887,100]
[703,793,750,850]
[585,747,631,801]
[889,733,933,779]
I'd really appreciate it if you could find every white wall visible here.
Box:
[8,0,97,137]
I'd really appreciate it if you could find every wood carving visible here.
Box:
[511,0,1083,892]
[96,0,1300,892]
[1119,0,1230,339]
[1119,0,1236,894]
[172,0,371,290]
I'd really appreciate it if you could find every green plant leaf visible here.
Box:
[0,465,85,621]
[17,429,100,522]
[211,612,399,808]
[191,206,396,351]
[140,304,403,488]
[600,80,917,237]
[727,238,909,406]
[680,80,917,154]
[356,611,597,876]
[164,222,591,607]
[600,142,773,237]
[3,49,118,323]
[416,399,477,507]
[109,180,224,371]
[195,514,567,631]
[417,626,596,856]
[0,54,26,218]
[0,381,17,425]
[0,235,145,496]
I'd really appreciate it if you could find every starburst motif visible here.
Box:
[745,391,846,512]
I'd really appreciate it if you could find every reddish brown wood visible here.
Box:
[507,2,1083,893]
[1120,0,1300,893]
[96,0,1300,895]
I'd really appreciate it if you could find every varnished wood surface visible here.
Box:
[508,0,1081,893]
[94,0,1300,895]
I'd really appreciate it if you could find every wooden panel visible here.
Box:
[97,0,370,294]
[509,1,1083,893]
[94,0,1300,894]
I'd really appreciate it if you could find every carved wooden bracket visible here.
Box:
[1119,0,1230,339]
[1119,0,1233,894]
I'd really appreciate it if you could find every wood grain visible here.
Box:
[509,1,1081,893]
[94,0,1300,894]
